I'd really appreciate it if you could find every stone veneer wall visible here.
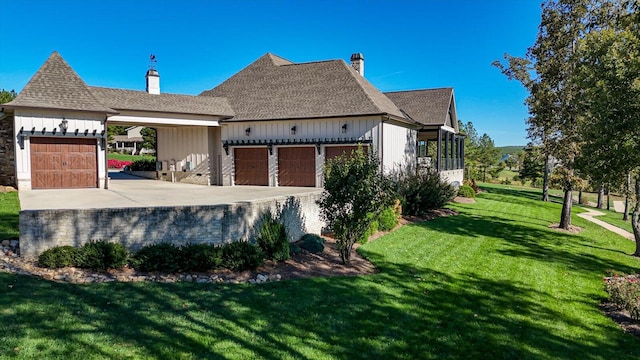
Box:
[0,116,16,187]
[19,192,323,259]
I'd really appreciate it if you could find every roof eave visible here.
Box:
[3,103,118,115]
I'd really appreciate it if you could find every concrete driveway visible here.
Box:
[20,172,322,210]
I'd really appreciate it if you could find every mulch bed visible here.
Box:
[600,303,640,339]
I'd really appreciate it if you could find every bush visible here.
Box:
[79,241,128,271]
[256,213,290,261]
[107,159,133,169]
[396,172,456,216]
[605,273,640,320]
[289,242,302,256]
[378,207,398,231]
[134,243,183,273]
[38,246,81,268]
[464,178,480,193]
[180,243,222,272]
[298,234,325,253]
[221,242,264,271]
[130,158,157,171]
[458,184,476,198]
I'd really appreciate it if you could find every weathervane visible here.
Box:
[149,54,157,70]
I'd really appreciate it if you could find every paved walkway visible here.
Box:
[577,208,634,241]
[613,201,626,213]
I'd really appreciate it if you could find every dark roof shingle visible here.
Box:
[5,51,116,113]
[384,88,454,127]
[200,53,406,121]
[89,87,234,117]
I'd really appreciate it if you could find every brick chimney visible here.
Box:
[350,53,364,76]
[146,69,160,94]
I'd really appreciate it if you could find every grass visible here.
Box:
[0,192,19,240]
[107,153,155,162]
[2,184,640,358]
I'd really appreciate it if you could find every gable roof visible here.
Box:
[384,88,455,127]
[200,53,406,122]
[89,87,234,117]
[5,51,116,113]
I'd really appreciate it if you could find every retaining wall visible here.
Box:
[19,192,323,259]
[0,115,16,187]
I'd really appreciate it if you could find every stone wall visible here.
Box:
[19,192,324,258]
[0,116,16,187]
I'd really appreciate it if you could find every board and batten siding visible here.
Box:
[220,116,383,186]
[156,126,210,174]
[381,121,417,174]
[13,109,106,190]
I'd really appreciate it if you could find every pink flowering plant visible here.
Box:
[107,159,133,169]
[604,271,640,320]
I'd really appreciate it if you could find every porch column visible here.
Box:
[437,129,442,172]
[444,131,448,170]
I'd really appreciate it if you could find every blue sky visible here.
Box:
[0,0,542,146]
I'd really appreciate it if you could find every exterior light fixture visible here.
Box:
[60,119,68,132]
[291,125,296,135]
[245,127,251,136]
[341,123,347,133]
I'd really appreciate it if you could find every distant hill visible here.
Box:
[497,146,525,158]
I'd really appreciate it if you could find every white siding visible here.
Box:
[156,127,209,174]
[381,121,417,174]
[13,109,106,190]
[220,116,383,186]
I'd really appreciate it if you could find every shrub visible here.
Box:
[298,234,325,253]
[79,241,128,271]
[464,178,480,193]
[134,243,183,273]
[180,243,222,272]
[605,273,640,320]
[38,246,80,268]
[378,207,398,231]
[396,171,456,216]
[458,184,476,198]
[256,212,290,261]
[289,242,302,256]
[107,159,133,169]
[130,158,157,171]
[221,242,264,271]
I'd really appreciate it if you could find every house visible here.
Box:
[0,51,464,190]
[109,126,148,155]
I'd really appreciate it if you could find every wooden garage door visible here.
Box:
[30,137,97,189]
[234,148,269,185]
[278,147,316,187]
[325,145,369,162]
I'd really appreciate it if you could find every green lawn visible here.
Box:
[0,192,19,240]
[1,185,640,358]
[107,153,155,162]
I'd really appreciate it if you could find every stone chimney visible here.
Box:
[350,53,364,76]
[146,69,160,94]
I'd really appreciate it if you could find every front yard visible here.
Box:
[1,185,639,359]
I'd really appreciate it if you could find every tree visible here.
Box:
[0,89,17,104]
[317,147,392,264]
[519,147,545,186]
[573,0,640,254]
[494,0,589,229]
[476,134,500,182]
[140,127,156,150]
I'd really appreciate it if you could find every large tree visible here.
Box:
[494,0,589,229]
[0,89,17,104]
[574,0,640,254]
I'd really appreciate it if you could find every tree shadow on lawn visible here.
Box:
[2,263,640,359]
[415,213,639,276]
[479,186,564,206]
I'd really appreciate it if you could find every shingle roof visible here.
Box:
[89,87,234,117]
[384,88,454,127]
[5,51,116,113]
[200,53,406,121]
